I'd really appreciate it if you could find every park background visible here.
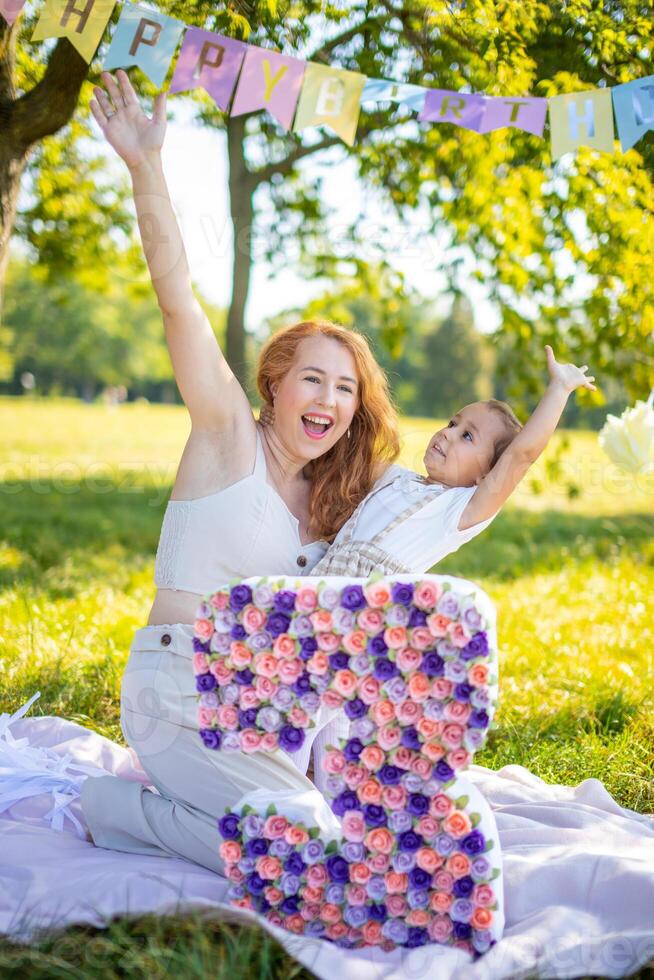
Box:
[1,0,653,976]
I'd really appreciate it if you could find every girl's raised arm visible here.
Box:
[90,70,251,432]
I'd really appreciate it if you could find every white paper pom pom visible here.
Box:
[598,390,654,474]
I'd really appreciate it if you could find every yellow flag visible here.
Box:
[293,62,366,146]
[32,0,116,64]
[548,89,615,159]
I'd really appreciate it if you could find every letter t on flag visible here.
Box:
[293,62,367,146]
[103,3,185,89]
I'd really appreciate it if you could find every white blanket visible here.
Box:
[1,714,653,978]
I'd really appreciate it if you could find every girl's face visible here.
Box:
[423,403,503,488]
[270,335,360,461]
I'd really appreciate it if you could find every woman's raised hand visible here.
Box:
[545,344,597,393]
[90,69,167,171]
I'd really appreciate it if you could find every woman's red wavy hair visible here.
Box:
[257,320,400,543]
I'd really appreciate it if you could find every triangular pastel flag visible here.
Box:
[292,62,366,146]
[479,96,548,136]
[103,3,185,89]
[548,88,615,159]
[0,0,26,26]
[170,28,247,111]
[31,0,116,64]
[419,89,486,132]
[230,46,306,131]
[612,75,654,152]
[361,78,427,112]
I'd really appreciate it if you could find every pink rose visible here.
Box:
[263,814,289,839]
[468,663,489,686]
[306,863,328,887]
[210,591,229,610]
[295,587,318,613]
[441,723,464,749]
[429,915,453,942]
[384,626,407,649]
[219,840,241,863]
[415,818,440,844]
[358,778,383,805]
[198,707,218,728]
[370,700,396,726]
[367,852,390,874]
[316,631,341,653]
[264,886,283,906]
[273,634,297,659]
[239,687,260,709]
[349,862,372,884]
[358,675,381,704]
[362,921,383,944]
[357,608,384,633]
[409,627,434,650]
[409,755,433,780]
[301,885,324,904]
[254,675,275,699]
[230,642,252,668]
[209,660,233,684]
[391,746,414,769]
[342,811,366,842]
[241,604,267,633]
[444,700,471,723]
[260,732,278,751]
[306,652,329,675]
[381,784,407,810]
[363,581,392,608]
[323,749,346,774]
[472,883,496,907]
[360,744,385,771]
[194,618,214,642]
[414,580,443,610]
[310,610,333,632]
[226,865,244,883]
[377,724,401,751]
[342,630,367,656]
[406,909,430,927]
[256,855,282,879]
[253,652,278,679]
[426,613,451,637]
[447,747,471,769]
[346,883,367,906]
[446,852,471,877]
[431,678,454,700]
[408,672,431,702]
[325,922,348,940]
[430,793,454,818]
[278,658,303,684]
[396,647,422,672]
[444,810,472,838]
[417,717,443,740]
[386,894,407,917]
[217,705,238,730]
[193,652,209,673]
[322,689,344,709]
[447,621,471,648]
[288,705,310,728]
[343,763,367,788]
[421,741,445,762]
[241,729,262,753]
[364,828,394,855]
[396,699,422,725]
[332,669,358,697]
[384,871,407,894]
[320,903,342,924]
[433,869,454,891]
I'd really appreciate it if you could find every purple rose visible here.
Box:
[343,737,364,761]
[292,672,312,695]
[284,851,306,875]
[344,696,366,720]
[221,732,241,751]
[271,686,294,711]
[214,610,236,633]
[379,764,402,785]
[218,813,240,839]
[367,634,388,657]
[210,632,231,654]
[301,839,325,864]
[233,668,254,686]
[454,682,474,702]
[434,832,455,856]
[280,895,300,915]
[368,902,387,921]
[342,841,364,863]
[266,612,291,637]
[219,683,239,704]
[471,687,492,709]
[324,775,345,797]
[423,699,445,721]
[388,810,412,833]
[241,813,265,838]
[382,919,409,944]
[305,921,326,938]
[471,855,491,880]
[299,692,320,714]
[406,793,429,817]
[230,623,247,641]
[363,804,387,827]
[238,708,258,728]
[273,589,297,613]
[407,926,429,948]
[473,932,492,954]
[384,676,407,703]
[252,583,275,609]
[451,899,474,922]
[453,921,472,940]
[453,875,474,898]
[257,706,282,732]
[401,772,426,794]
[433,760,455,783]
[437,639,459,660]
[200,728,221,749]
[193,636,209,653]
[290,613,313,637]
[196,673,217,693]
[391,581,414,606]
[408,608,427,628]
[461,603,483,631]
[343,904,368,928]
[332,789,361,816]
[391,850,416,872]
[398,829,423,852]
[366,875,387,901]
[437,592,460,617]
[386,603,410,627]
[444,660,467,683]
[328,651,350,671]
[245,837,269,857]
[200,691,219,708]
[269,837,291,857]
[341,584,366,611]
[461,631,489,661]
[470,710,490,729]
[422,652,445,677]
[332,607,355,634]
[238,856,256,873]
[246,630,272,653]
[325,883,345,904]
[245,871,266,896]
[278,724,305,753]
[461,829,486,855]
[230,584,252,612]
[318,585,340,610]
[374,657,399,682]
[326,854,349,883]
[407,889,429,909]
[350,653,372,675]
[350,717,375,740]
[464,729,486,751]
[409,867,431,890]
[400,726,421,750]
[280,872,301,895]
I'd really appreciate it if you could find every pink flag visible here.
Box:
[0,0,26,24]
[170,28,247,111]
[230,45,305,131]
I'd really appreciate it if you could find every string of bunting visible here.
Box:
[2,0,653,155]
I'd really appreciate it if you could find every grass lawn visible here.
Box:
[1,395,653,978]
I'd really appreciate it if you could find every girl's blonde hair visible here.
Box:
[483,399,523,467]
[257,319,400,542]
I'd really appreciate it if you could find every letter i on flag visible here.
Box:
[230,46,306,131]
[170,28,247,110]
[293,62,367,146]
[612,75,654,152]
[548,89,614,159]
[103,3,185,89]
[0,0,27,25]
[31,0,117,63]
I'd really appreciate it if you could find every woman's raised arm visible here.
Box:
[90,70,251,431]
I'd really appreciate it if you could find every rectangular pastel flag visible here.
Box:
[31,0,116,64]
[548,88,614,159]
[361,78,427,112]
[103,3,185,89]
[612,75,654,152]
[0,0,26,26]
[230,46,306,131]
[170,28,246,111]
[419,89,486,132]
[293,62,366,146]
[479,96,547,136]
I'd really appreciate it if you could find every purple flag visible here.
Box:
[479,96,547,136]
[230,45,306,131]
[170,28,246,110]
[419,89,485,132]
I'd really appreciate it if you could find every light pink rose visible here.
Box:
[239,687,261,709]
[386,895,407,917]
[253,652,278,679]
[447,747,471,769]
[409,755,433,780]
[367,852,390,874]
[332,669,358,697]
[295,587,318,613]
[260,732,278,751]
[416,817,440,843]
[342,811,366,842]
[323,749,346,774]
[384,626,407,649]
[343,763,367,788]
[391,747,414,769]
[210,591,229,610]
[413,580,442,610]
[263,814,289,839]
[358,675,381,704]
[433,869,454,891]
[306,652,329,675]
[396,647,422,672]
[396,699,422,725]
[431,678,453,700]
[306,863,328,886]
[381,784,407,810]
[444,700,472,723]
[278,658,303,684]
[316,631,341,653]
[472,883,496,907]
[346,883,368,906]
[342,630,367,656]
[430,793,454,818]
[198,707,218,728]
[193,652,209,673]
[371,700,396,726]
[209,660,233,684]
[377,724,401,750]
[230,642,252,668]
[194,618,214,642]
[448,621,471,648]
[408,672,431,702]
[217,705,238,730]
[254,675,275,699]
[426,613,451,637]
[441,722,464,749]
[322,689,344,709]
[357,608,384,633]
[409,627,434,650]
[241,729,262,753]
[288,705,310,728]
[363,581,391,608]
[429,915,453,942]
[310,610,333,632]
[241,604,267,633]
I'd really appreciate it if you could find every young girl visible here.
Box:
[309,345,596,577]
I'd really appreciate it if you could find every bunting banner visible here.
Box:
[3,0,650,157]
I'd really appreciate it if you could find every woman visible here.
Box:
[72,70,399,872]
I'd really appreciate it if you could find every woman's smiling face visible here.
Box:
[424,403,505,487]
[270,335,360,460]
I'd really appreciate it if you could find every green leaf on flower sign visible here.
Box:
[265,803,276,817]
[325,840,338,855]
[454,795,469,808]
[490,868,501,880]
[484,838,495,852]
[241,805,253,815]
[442,582,451,592]
[366,571,385,584]
[470,812,481,828]
[308,826,320,839]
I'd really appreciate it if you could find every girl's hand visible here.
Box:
[545,345,597,393]
[89,70,167,171]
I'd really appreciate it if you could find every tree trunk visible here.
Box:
[0,144,26,318]
[226,113,256,392]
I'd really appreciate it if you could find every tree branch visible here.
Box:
[253,134,344,183]
[306,17,379,64]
